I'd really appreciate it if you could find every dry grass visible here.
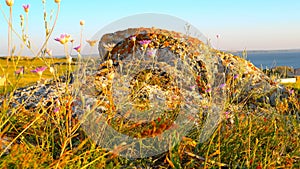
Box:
[0,57,76,94]
[0,1,299,167]
[0,51,299,168]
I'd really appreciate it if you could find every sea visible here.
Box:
[66,50,300,69]
[232,50,300,69]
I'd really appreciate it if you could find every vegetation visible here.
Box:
[284,81,300,93]
[0,0,299,168]
[0,57,77,94]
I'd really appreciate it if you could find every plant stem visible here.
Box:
[7,6,12,64]
[0,6,37,56]
[36,3,60,58]
[80,26,83,47]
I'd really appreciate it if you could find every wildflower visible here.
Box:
[54,34,71,44]
[54,107,60,113]
[22,4,30,13]
[86,40,97,47]
[45,48,52,56]
[130,35,136,42]
[139,40,151,45]
[205,88,212,93]
[0,76,7,86]
[73,45,81,53]
[31,66,47,77]
[190,85,196,91]
[289,89,294,95]
[80,20,85,26]
[225,111,230,119]
[219,83,226,89]
[138,40,151,49]
[20,14,24,21]
[106,72,115,81]
[233,74,239,79]
[49,67,55,74]
[5,0,14,6]
[67,56,72,64]
[15,67,24,75]
[147,48,157,58]
[54,0,60,4]
[103,43,115,52]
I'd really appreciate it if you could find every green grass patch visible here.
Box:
[0,57,76,94]
[283,80,300,93]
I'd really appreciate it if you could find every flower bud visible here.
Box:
[5,0,14,7]
[22,4,30,13]
[80,20,85,26]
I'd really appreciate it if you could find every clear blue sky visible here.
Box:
[0,0,300,56]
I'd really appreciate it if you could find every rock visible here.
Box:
[0,73,81,111]
[98,27,287,108]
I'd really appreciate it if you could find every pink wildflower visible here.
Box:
[45,48,52,56]
[206,88,212,93]
[130,35,136,42]
[55,34,71,44]
[225,111,230,119]
[54,107,60,113]
[22,4,30,13]
[74,45,81,53]
[138,40,151,49]
[15,67,24,75]
[31,66,47,77]
[219,83,226,89]
[147,49,157,58]
[190,85,196,90]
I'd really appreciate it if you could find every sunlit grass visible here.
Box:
[283,80,300,93]
[0,57,76,94]
[0,46,299,169]
[0,0,299,168]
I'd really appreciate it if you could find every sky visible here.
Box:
[0,0,300,56]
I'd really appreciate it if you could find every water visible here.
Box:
[63,50,300,69]
[233,50,300,69]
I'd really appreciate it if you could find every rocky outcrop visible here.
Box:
[98,27,288,107]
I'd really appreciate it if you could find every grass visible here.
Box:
[0,53,299,168]
[0,1,299,168]
[0,57,76,94]
[283,81,300,93]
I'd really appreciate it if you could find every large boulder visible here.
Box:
[97,27,287,108]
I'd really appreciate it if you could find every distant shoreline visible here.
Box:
[1,49,300,69]
[226,48,300,54]
[2,48,300,58]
